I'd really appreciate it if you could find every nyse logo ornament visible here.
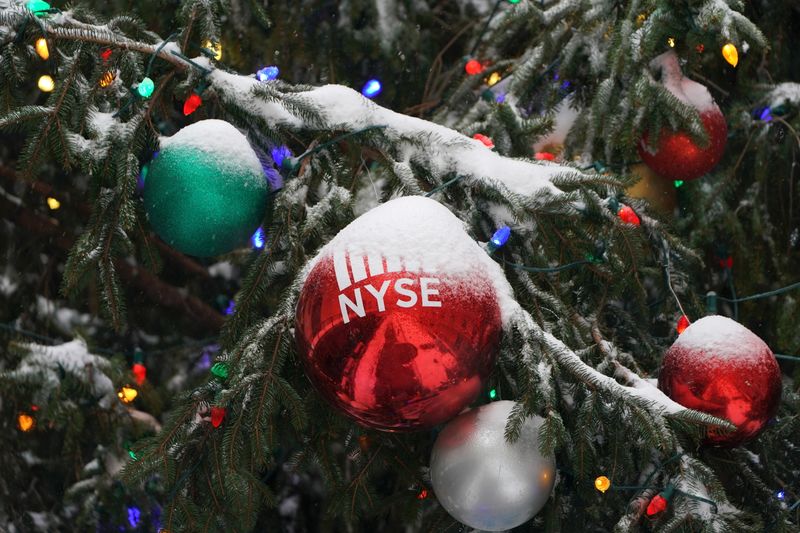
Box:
[295,197,507,431]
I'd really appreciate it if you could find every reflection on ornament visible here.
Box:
[203,40,222,61]
[430,401,555,531]
[295,196,505,431]
[595,475,611,493]
[18,413,35,432]
[658,315,781,446]
[722,43,738,67]
[99,70,115,88]
[118,386,138,403]
[46,197,60,210]
[38,75,55,92]
[35,38,49,60]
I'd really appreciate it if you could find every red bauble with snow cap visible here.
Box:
[658,315,781,446]
[295,196,511,431]
[638,51,727,181]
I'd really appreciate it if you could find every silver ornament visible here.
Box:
[430,401,556,531]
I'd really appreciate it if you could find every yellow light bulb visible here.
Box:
[99,70,115,88]
[118,386,138,404]
[487,72,502,87]
[203,40,222,61]
[595,475,611,493]
[35,38,49,60]
[17,413,35,432]
[37,74,54,92]
[667,37,676,48]
[722,43,738,67]
[636,13,647,26]
[46,197,60,210]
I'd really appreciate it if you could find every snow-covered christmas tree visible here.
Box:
[1,0,799,531]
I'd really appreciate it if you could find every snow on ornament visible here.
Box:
[143,120,269,257]
[295,196,515,431]
[637,51,727,182]
[658,315,781,446]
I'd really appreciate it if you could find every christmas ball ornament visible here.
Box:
[430,401,556,531]
[143,120,269,257]
[658,315,781,446]
[295,196,512,431]
[637,51,727,182]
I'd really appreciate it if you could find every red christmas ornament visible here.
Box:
[472,133,494,148]
[132,363,147,386]
[295,197,505,431]
[646,494,668,517]
[465,59,484,75]
[676,315,690,335]
[535,152,555,161]
[210,406,226,428]
[637,51,727,181]
[183,93,202,116]
[658,315,781,446]
[618,205,640,226]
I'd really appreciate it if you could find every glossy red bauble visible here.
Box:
[658,315,781,446]
[638,109,727,181]
[295,197,505,432]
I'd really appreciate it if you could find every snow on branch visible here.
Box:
[513,308,734,430]
[207,66,579,199]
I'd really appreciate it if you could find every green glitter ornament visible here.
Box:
[143,120,269,257]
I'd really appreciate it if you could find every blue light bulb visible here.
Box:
[759,107,773,122]
[224,300,236,316]
[271,145,291,168]
[777,489,786,501]
[257,66,280,82]
[490,226,511,248]
[126,506,141,528]
[251,227,266,250]
[361,79,382,98]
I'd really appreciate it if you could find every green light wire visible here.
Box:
[502,257,595,273]
[146,32,178,78]
[425,175,465,197]
[716,280,800,304]
[281,125,387,174]
[470,0,504,57]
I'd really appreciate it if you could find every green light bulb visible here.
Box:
[26,0,50,15]
[508,0,521,3]
[211,362,229,380]
[489,389,497,400]
[674,180,684,188]
[136,77,154,98]
[128,450,138,460]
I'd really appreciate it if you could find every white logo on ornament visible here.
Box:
[333,249,441,324]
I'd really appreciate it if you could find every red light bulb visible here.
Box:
[473,133,494,148]
[646,494,668,517]
[210,406,226,428]
[676,315,690,335]
[617,205,640,226]
[465,59,484,75]
[132,363,147,386]
[535,152,555,161]
[100,48,112,62]
[183,93,202,116]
